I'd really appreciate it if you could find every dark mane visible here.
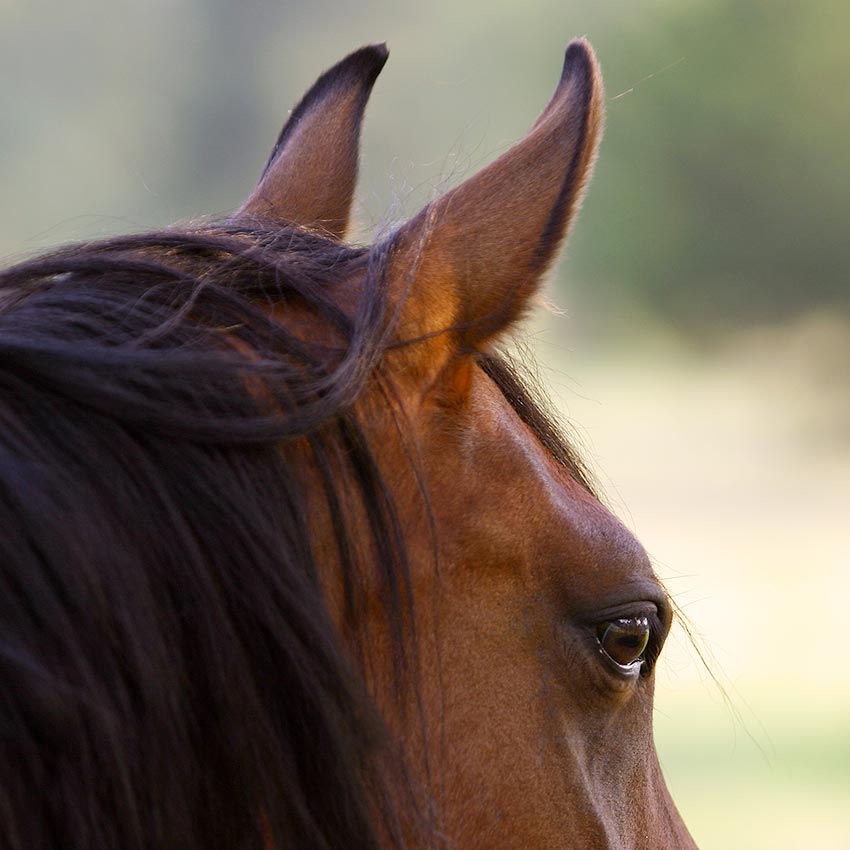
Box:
[0,222,592,850]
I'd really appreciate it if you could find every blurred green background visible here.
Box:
[2,1,848,846]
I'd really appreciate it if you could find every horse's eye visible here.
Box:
[596,616,651,669]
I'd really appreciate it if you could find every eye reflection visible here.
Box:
[596,616,650,668]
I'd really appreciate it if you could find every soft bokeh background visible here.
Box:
[2,1,848,846]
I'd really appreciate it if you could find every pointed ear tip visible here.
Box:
[564,37,597,63]
[561,38,602,87]
[347,42,390,76]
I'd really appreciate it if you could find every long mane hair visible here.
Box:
[0,222,593,850]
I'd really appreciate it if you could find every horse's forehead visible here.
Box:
[440,369,654,591]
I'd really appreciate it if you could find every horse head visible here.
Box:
[0,38,697,850]
[231,38,698,850]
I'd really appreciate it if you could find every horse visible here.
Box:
[0,39,698,850]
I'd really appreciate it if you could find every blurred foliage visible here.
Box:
[575,0,850,329]
[0,0,847,335]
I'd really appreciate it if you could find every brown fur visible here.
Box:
[243,39,697,850]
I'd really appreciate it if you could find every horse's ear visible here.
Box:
[237,44,388,238]
[388,38,603,354]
